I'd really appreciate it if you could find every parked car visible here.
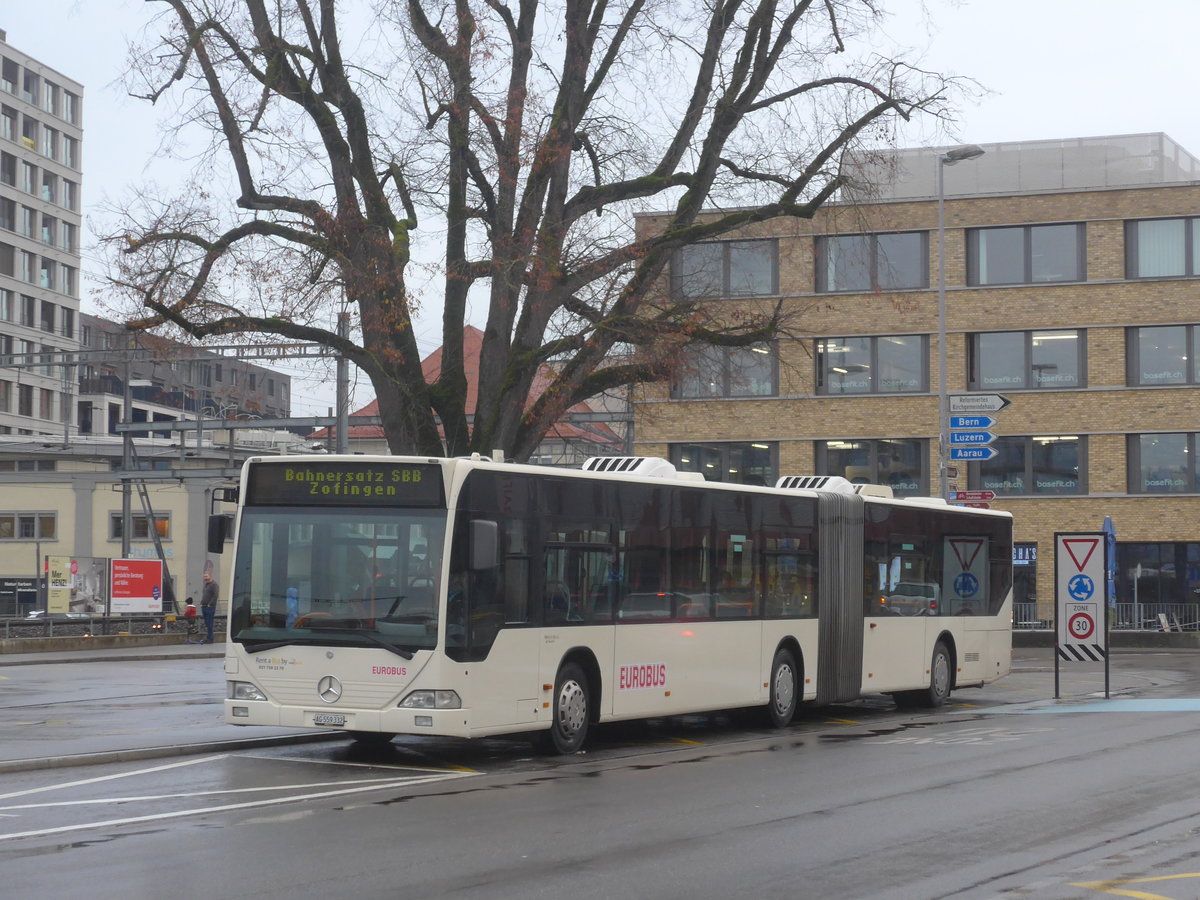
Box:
[884,582,939,616]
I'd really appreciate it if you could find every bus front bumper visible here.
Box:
[224,698,477,738]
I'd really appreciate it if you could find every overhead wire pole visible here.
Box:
[936,144,987,499]
[336,313,350,454]
[121,359,133,559]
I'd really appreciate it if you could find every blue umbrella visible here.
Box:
[1102,516,1117,608]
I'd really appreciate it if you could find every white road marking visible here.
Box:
[0,755,221,802]
[238,752,477,773]
[0,770,474,843]
[0,772,457,811]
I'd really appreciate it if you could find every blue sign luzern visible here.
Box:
[950,446,998,460]
[949,431,996,446]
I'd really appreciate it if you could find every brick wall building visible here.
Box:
[633,134,1200,618]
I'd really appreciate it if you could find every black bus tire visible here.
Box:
[894,640,952,709]
[766,647,799,728]
[541,662,590,754]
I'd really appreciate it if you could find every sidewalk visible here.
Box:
[0,640,341,775]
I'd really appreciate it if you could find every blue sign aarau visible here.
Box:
[950,446,998,460]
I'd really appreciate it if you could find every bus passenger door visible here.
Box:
[539,544,619,722]
[943,535,995,684]
[457,523,542,732]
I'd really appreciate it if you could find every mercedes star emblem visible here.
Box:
[317,675,343,703]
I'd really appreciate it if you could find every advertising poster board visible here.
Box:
[111,559,163,614]
[47,556,72,613]
[71,557,110,614]
[46,556,110,614]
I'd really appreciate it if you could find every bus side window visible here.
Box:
[544,580,571,623]
[503,519,531,624]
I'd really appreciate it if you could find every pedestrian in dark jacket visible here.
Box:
[200,571,218,644]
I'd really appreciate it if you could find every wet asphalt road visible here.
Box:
[4,647,1200,899]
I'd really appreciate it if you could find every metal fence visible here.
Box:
[0,615,225,640]
[1013,602,1200,632]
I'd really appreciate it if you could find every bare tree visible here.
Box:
[104,0,958,460]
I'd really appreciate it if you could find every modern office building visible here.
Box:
[0,30,84,437]
[76,313,293,436]
[632,133,1200,617]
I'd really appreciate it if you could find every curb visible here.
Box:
[0,650,224,667]
[0,731,347,775]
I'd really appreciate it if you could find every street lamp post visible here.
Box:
[937,144,986,499]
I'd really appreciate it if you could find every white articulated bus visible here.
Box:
[218,455,1013,752]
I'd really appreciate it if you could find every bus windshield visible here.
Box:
[229,506,447,656]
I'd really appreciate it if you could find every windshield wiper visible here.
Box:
[307,627,416,660]
[241,637,316,653]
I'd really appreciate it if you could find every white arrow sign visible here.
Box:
[950,446,998,460]
[949,393,1011,414]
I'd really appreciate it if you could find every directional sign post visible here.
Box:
[948,430,997,446]
[949,490,997,503]
[1053,531,1109,699]
[942,401,1007,501]
[949,446,998,461]
[949,489,995,509]
[949,394,1011,414]
[949,415,997,430]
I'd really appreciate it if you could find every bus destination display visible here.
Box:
[246,462,443,507]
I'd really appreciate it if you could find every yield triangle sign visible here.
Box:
[949,538,984,572]
[1063,538,1099,572]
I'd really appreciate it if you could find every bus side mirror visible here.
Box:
[208,514,233,554]
[469,520,499,570]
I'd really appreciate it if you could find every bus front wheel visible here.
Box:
[894,640,952,709]
[766,647,799,728]
[541,662,590,754]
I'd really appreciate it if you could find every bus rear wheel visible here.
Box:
[766,647,799,728]
[541,662,590,754]
[894,640,952,709]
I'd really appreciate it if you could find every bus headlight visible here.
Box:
[228,681,267,701]
[398,690,462,709]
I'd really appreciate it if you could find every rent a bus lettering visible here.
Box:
[246,462,443,506]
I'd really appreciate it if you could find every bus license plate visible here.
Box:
[313,713,346,727]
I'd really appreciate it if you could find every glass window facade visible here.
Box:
[1126,217,1200,278]
[816,438,926,497]
[0,512,55,540]
[1128,326,1200,385]
[815,231,927,293]
[971,435,1084,495]
[672,343,776,398]
[673,240,778,299]
[967,224,1084,285]
[1117,542,1200,610]
[817,335,926,394]
[1129,433,1197,493]
[671,442,776,486]
[969,330,1084,390]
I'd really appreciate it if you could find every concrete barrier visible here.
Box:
[0,634,188,655]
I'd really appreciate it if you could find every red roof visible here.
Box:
[310,326,621,448]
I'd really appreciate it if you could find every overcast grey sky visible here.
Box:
[4,0,1199,416]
